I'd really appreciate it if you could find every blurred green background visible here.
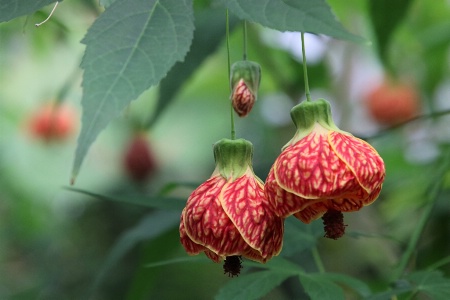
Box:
[1,0,449,299]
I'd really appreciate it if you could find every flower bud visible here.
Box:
[230,61,261,117]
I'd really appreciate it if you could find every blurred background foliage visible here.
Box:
[1,0,450,299]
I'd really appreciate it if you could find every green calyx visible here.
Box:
[230,61,261,96]
[285,99,343,147]
[213,138,253,181]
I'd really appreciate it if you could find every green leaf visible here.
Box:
[72,0,194,181]
[245,256,304,274]
[408,270,450,300]
[65,186,186,210]
[89,211,180,296]
[145,256,208,268]
[148,6,238,126]
[0,0,57,23]
[215,270,292,300]
[99,0,116,7]
[220,0,364,43]
[299,273,345,300]
[318,273,372,297]
[366,280,413,300]
[368,0,414,71]
[281,217,322,256]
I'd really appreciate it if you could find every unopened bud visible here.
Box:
[230,61,261,117]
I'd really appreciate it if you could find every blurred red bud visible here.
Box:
[123,134,157,183]
[27,103,77,142]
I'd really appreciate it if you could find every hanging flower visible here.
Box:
[265,99,385,239]
[230,61,261,117]
[180,139,283,275]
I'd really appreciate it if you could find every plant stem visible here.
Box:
[364,108,450,140]
[226,9,235,140]
[312,246,326,273]
[392,155,449,280]
[301,32,311,102]
[243,21,248,61]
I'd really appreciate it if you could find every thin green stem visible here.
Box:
[301,32,311,102]
[364,108,450,140]
[427,255,450,271]
[243,21,248,61]
[226,9,235,140]
[392,155,449,281]
[311,246,326,273]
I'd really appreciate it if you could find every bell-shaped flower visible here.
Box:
[265,99,385,239]
[180,139,283,275]
[230,61,261,117]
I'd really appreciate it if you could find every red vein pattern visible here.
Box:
[181,171,283,263]
[221,172,283,262]
[265,128,385,223]
[329,132,385,193]
[232,79,255,117]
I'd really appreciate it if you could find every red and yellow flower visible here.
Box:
[265,99,385,239]
[230,61,261,117]
[180,139,283,273]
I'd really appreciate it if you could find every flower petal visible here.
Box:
[274,131,362,199]
[220,171,283,262]
[293,202,328,223]
[182,175,252,258]
[265,166,310,218]
[180,209,208,256]
[328,132,385,194]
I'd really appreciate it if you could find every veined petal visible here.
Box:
[182,175,254,258]
[274,130,362,200]
[265,166,309,218]
[180,210,208,256]
[329,132,385,194]
[220,169,283,261]
[293,202,328,224]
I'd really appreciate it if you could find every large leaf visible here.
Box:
[299,273,345,300]
[148,6,238,126]
[72,0,194,181]
[408,270,450,300]
[368,0,414,71]
[0,0,56,23]
[220,0,364,42]
[89,211,180,296]
[215,270,293,300]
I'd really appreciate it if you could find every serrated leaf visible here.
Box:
[215,270,292,300]
[299,273,345,300]
[281,217,322,256]
[220,0,364,43]
[148,6,238,126]
[90,211,180,296]
[0,0,57,23]
[65,186,186,210]
[72,0,194,181]
[365,280,413,300]
[408,270,450,300]
[318,273,372,297]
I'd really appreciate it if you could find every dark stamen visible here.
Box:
[223,256,242,277]
[322,209,347,239]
